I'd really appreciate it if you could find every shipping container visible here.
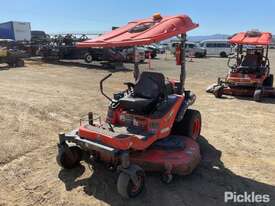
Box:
[0,21,31,41]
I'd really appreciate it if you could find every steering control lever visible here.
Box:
[100,73,113,102]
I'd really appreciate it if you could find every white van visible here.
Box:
[200,39,232,57]
[169,41,206,57]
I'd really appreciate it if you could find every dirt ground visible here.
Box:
[0,51,274,206]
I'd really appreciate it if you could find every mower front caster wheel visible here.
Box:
[57,145,82,169]
[213,85,223,98]
[161,173,173,184]
[253,89,262,102]
[117,169,145,198]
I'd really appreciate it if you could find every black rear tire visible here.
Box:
[172,109,201,140]
[263,74,273,87]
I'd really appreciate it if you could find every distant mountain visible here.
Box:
[187,34,231,42]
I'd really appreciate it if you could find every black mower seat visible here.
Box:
[119,96,154,113]
[241,54,258,67]
[119,71,165,114]
[236,54,268,75]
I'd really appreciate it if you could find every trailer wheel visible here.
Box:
[84,53,93,63]
[173,109,201,140]
[263,74,273,87]
[117,169,145,198]
[253,89,262,102]
[15,59,24,67]
[213,85,223,98]
[57,146,82,169]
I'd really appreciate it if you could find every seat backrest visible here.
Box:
[241,54,258,67]
[134,72,165,99]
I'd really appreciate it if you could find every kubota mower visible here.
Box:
[207,31,275,101]
[57,14,202,198]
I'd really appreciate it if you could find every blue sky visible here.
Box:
[0,0,274,35]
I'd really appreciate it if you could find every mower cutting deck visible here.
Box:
[57,13,202,198]
[207,30,275,101]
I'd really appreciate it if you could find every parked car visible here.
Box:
[149,43,167,54]
[199,39,232,57]
[185,42,206,57]
[121,47,145,62]
[143,45,158,58]
[157,44,166,54]
[169,41,206,57]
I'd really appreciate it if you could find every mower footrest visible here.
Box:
[59,130,120,157]
[83,124,152,140]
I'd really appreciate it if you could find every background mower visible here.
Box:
[57,14,202,198]
[206,31,275,101]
